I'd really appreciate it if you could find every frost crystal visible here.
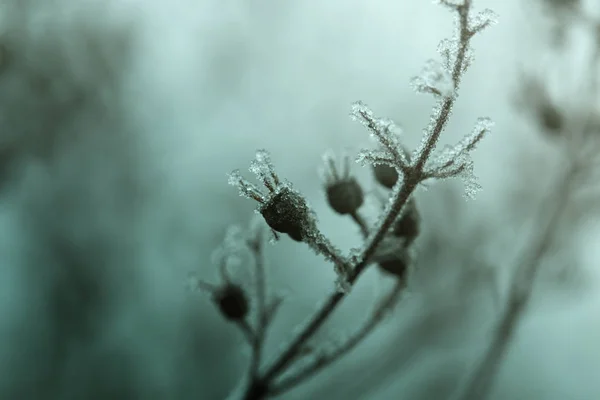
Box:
[424,117,494,199]
[355,149,394,168]
[410,59,454,98]
[350,101,410,169]
[437,38,455,71]
[469,9,499,34]
[228,169,266,203]
[249,149,280,192]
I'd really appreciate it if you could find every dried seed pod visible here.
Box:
[372,237,411,280]
[321,150,365,215]
[539,102,563,134]
[373,164,398,189]
[260,187,315,242]
[213,283,249,321]
[229,150,316,242]
[326,178,364,215]
[377,256,409,280]
[392,198,420,245]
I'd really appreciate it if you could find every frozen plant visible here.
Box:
[195,1,498,399]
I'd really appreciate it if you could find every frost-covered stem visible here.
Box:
[453,162,575,400]
[269,279,405,396]
[258,2,475,389]
[306,232,352,276]
[260,180,416,388]
[239,3,478,398]
[414,0,472,173]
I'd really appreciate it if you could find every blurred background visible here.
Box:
[0,0,600,398]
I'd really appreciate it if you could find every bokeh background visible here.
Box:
[1,0,600,398]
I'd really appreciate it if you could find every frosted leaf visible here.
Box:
[469,8,499,35]
[410,59,454,98]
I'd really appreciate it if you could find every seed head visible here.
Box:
[213,283,249,321]
[392,198,420,245]
[260,186,315,242]
[538,102,563,134]
[228,150,316,242]
[373,163,399,189]
[377,257,409,280]
[321,150,364,215]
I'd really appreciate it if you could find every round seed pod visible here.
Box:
[214,283,249,321]
[539,102,563,134]
[260,187,315,242]
[326,178,364,215]
[373,164,398,189]
[392,199,420,245]
[377,257,408,280]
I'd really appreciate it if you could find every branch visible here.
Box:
[269,280,406,396]
[260,0,477,386]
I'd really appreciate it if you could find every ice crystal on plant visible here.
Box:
[355,149,394,168]
[410,59,454,98]
[423,117,493,199]
[351,101,410,169]
[469,8,499,34]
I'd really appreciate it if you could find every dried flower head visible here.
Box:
[229,150,317,242]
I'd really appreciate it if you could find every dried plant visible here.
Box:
[190,1,499,398]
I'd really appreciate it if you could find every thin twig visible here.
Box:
[350,211,369,238]
[269,280,406,396]
[248,235,268,378]
[237,319,256,347]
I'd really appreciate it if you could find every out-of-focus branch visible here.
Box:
[453,14,600,400]
[268,279,405,397]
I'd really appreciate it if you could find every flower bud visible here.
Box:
[373,164,398,189]
[214,283,249,321]
[326,177,364,215]
[260,187,315,242]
